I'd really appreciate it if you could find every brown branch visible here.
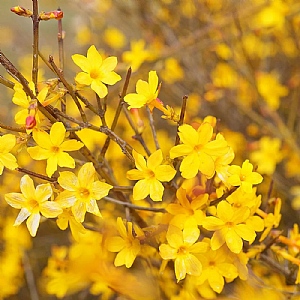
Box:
[48,55,87,123]
[100,67,132,159]
[147,106,160,150]
[104,196,166,213]
[31,0,39,89]
[16,167,57,182]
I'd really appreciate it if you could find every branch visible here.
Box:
[104,196,166,213]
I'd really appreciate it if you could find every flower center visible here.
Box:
[146,169,155,179]
[178,245,188,255]
[194,144,203,153]
[90,68,101,80]
[51,146,60,153]
[28,198,39,212]
[78,187,90,200]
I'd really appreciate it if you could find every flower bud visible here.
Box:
[11,6,33,17]
[39,10,63,21]
[25,115,36,129]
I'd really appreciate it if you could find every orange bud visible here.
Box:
[11,6,33,17]
[39,10,63,21]
[25,115,36,129]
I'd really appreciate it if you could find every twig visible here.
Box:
[96,93,107,126]
[147,106,160,150]
[100,67,132,159]
[0,50,57,123]
[0,122,26,133]
[98,126,134,163]
[75,91,98,114]
[16,167,57,182]
[175,95,188,146]
[113,185,133,192]
[0,75,14,89]
[22,251,40,300]
[104,196,166,213]
[31,0,39,90]
[122,107,151,156]
[57,7,66,113]
[48,55,87,123]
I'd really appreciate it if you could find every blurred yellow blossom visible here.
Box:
[161,57,184,84]
[103,27,125,49]
[256,72,288,110]
[0,134,18,175]
[122,39,153,71]
[250,137,283,175]
[106,217,141,268]
[159,225,208,282]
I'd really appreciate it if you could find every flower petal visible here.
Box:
[58,171,78,191]
[40,201,63,218]
[26,213,41,237]
[72,53,92,72]
[132,179,150,200]
[91,80,108,98]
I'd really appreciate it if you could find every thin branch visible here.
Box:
[112,185,133,192]
[104,196,166,213]
[75,91,98,114]
[0,50,57,123]
[147,106,160,150]
[100,67,132,159]
[0,75,14,89]
[48,55,87,123]
[0,123,26,133]
[175,95,188,146]
[122,107,151,156]
[31,0,39,90]
[96,93,107,126]
[57,7,66,113]
[16,167,57,182]
[23,251,39,300]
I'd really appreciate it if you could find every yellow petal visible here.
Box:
[26,213,41,237]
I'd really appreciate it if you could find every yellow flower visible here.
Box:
[161,57,184,84]
[159,225,208,282]
[56,208,87,241]
[106,217,141,268]
[227,159,263,193]
[12,81,48,127]
[55,162,113,222]
[122,39,153,71]
[256,72,288,110]
[5,175,62,237]
[250,137,283,175]
[27,122,84,177]
[126,149,176,201]
[0,134,18,175]
[167,187,207,233]
[202,201,256,254]
[170,123,229,179]
[197,240,238,293]
[72,45,121,98]
[124,71,160,110]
